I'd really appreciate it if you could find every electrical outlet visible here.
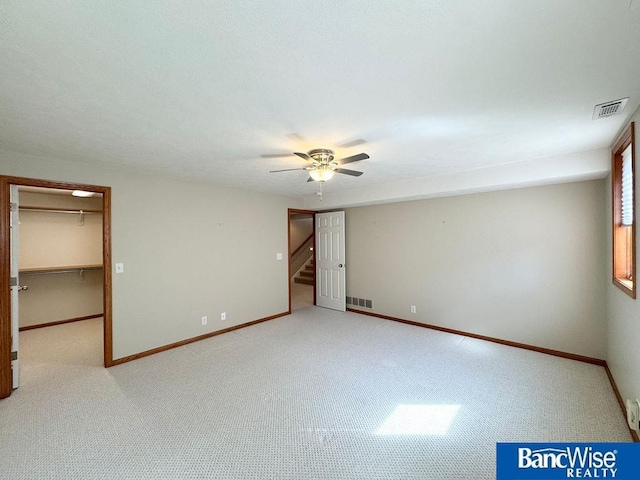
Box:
[220,312,227,321]
[410,305,417,314]
[201,316,207,326]
[626,399,640,432]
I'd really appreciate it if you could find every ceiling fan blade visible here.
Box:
[338,153,369,165]
[334,168,363,177]
[260,153,294,158]
[335,138,366,149]
[287,133,306,142]
[294,152,312,161]
[269,168,308,173]
[307,177,315,182]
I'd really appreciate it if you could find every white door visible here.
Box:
[316,211,346,311]
[10,185,19,389]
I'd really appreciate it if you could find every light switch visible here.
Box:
[276,253,283,260]
[115,263,124,274]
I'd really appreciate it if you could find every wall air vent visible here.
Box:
[592,98,629,119]
[346,296,373,309]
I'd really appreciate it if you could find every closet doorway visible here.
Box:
[0,176,112,399]
[288,209,316,311]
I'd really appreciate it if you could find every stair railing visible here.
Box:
[290,232,313,259]
[289,233,314,278]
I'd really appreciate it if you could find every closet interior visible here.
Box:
[18,187,103,331]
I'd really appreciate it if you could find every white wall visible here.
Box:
[19,192,103,269]
[19,271,103,328]
[346,180,607,359]
[1,150,300,359]
[606,110,640,406]
[289,217,313,251]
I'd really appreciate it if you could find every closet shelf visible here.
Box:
[19,265,103,276]
[19,206,102,214]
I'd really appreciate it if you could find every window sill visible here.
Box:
[613,278,636,299]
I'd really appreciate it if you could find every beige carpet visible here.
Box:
[0,307,632,479]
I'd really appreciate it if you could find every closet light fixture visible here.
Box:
[72,190,95,197]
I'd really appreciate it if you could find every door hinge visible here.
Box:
[10,202,18,212]
[10,277,18,287]
[11,351,17,361]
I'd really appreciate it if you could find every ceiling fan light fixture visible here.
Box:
[309,167,335,182]
[268,146,367,183]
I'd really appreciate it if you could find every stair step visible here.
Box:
[299,270,313,277]
[294,276,314,285]
[304,265,314,271]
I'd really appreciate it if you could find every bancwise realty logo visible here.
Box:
[497,443,640,479]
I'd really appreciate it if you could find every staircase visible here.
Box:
[294,259,314,285]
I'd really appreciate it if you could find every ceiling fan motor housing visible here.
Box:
[308,149,337,167]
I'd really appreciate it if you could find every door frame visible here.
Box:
[0,175,113,399]
[288,208,317,312]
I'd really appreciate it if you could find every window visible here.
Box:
[612,122,636,298]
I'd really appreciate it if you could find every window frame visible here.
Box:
[611,122,636,298]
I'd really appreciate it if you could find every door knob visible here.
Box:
[338,264,343,268]
[17,285,28,291]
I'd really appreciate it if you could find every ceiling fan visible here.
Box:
[269,148,369,182]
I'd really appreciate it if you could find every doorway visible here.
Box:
[288,209,316,311]
[0,176,112,399]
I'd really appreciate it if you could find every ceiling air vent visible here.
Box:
[592,98,629,120]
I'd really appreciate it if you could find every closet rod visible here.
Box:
[18,207,101,214]
[20,266,103,276]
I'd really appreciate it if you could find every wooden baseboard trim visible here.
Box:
[347,308,606,366]
[604,363,640,442]
[18,314,103,332]
[110,311,290,366]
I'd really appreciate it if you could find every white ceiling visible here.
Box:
[1,1,640,205]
